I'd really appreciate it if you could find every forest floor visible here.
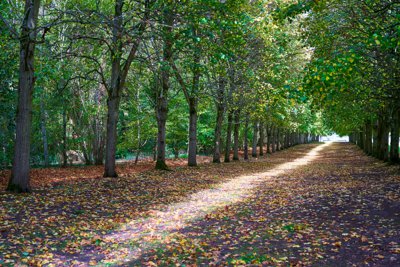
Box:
[0,143,399,266]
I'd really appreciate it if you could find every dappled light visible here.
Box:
[1,0,399,265]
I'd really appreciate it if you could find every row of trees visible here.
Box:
[303,0,399,163]
[1,0,327,192]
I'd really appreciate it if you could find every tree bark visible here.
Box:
[266,124,271,154]
[259,122,264,156]
[365,119,372,155]
[155,5,173,170]
[277,128,281,151]
[187,98,198,166]
[358,129,364,150]
[104,0,149,176]
[170,51,200,167]
[8,0,41,193]
[153,140,157,161]
[62,108,67,167]
[213,77,225,163]
[271,125,276,153]
[187,50,201,167]
[372,120,378,156]
[244,114,249,160]
[251,122,258,157]
[155,95,169,169]
[390,109,399,163]
[104,0,124,177]
[377,115,389,161]
[224,111,233,162]
[93,80,106,165]
[233,109,240,161]
[104,96,120,176]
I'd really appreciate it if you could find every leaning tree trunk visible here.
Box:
[224,111,233,163]
[390,109,399,163]
[233,109,240,161]
[251,122,258,157]
[8,0,41,193]
[104,0,148,175]
[188,97,198,166]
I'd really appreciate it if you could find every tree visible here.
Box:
[6,0,41,192]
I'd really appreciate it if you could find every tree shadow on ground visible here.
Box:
[123,143,400,266]
[0,145,316,266]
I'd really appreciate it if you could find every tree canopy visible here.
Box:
[0,0,399,191]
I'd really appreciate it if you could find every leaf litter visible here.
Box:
[0,143,399,266]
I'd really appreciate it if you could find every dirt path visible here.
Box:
[1,143,399,266]
[130,143,400,266]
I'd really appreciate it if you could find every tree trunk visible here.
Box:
[155,95,169,169]
[284,131,289,148]
[153,140,157,161]
[271,126,276,153]
[93,81,106,165]
[259,122,264,156]
[244,114,249,160]
[390,109,399,163]
[104,96,120,176]
[104,0,148,175]
[377,115,389,161]
[81,141,92,165]
[233,109,240,161]
[372,120,378,156]
[155,6,173,170]
[188,97,198,166]
[224,111,233,162]
[174,145,179,159]
[266,124,271,153]
[277,128,281,151]
[213,78,225,163]
[93,127,105,165]
[134,148,140,164]
[8,0,41,193]
[358,129,364,150]
[365,120,372,155]
[251,122,258,157]
[104,0,124,177]
[62,108,67,167]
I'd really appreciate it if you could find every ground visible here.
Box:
[0,143,399,266]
